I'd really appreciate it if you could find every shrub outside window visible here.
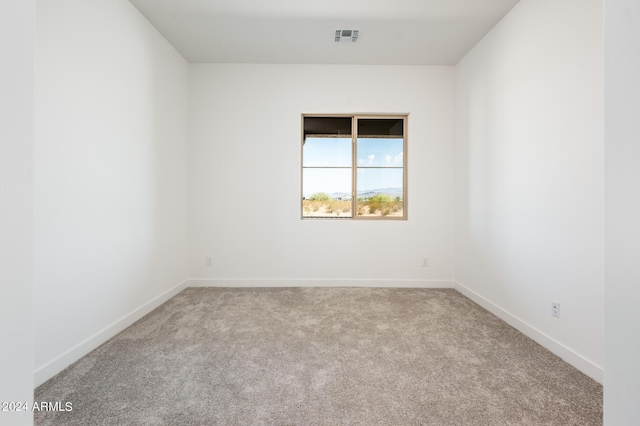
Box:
[301,115,407,220]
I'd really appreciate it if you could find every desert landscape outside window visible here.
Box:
[302,115,407,219]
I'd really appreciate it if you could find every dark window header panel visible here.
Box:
[304,117,352,138]
[358,119,403,137]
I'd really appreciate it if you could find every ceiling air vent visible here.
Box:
[335,29,359,43]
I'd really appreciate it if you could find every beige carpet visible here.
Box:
[35,288,602,425]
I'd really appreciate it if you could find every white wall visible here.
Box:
[455,0,604,381]
[604,0,640,423]
[0,1,35,425]
[189,64,455,286]
[34,0,189,385]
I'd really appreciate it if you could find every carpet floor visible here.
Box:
[35,287,602,425]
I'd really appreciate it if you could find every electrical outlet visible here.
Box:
[422,257,428,267]
[551,301,560,318]
[206,256,212,266]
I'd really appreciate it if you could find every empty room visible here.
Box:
[1,0,639,425]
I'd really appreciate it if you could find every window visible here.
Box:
[301,115,407,220]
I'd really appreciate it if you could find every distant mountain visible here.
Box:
[303,188,403,200]
[356,187,403,199]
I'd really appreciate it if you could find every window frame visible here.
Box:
[301,114,408,220]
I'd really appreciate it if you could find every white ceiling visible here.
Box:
[129,0,521,65]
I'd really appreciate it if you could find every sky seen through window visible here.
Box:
[303,137,403,197]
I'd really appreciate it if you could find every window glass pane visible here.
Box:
[357,138,403,167]
[302,168,352,217]
[303,137,352,167]
[356,168,403,217]
[303,168,352,198]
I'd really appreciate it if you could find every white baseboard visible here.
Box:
[454,280,603,384]
[188,278,454,288]
[34,279,189,388]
